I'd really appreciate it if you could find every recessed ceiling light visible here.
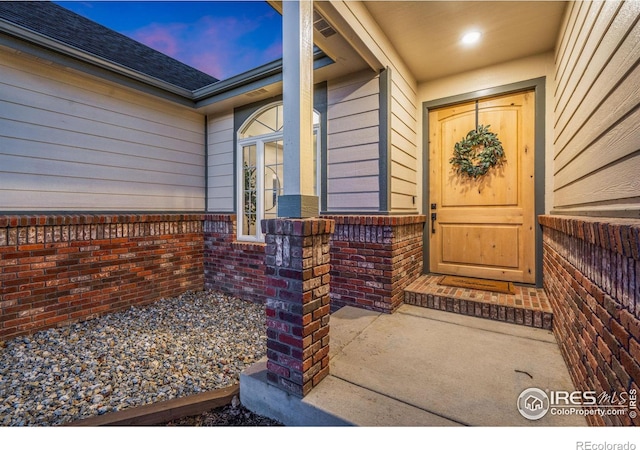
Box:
[462,31,482,45]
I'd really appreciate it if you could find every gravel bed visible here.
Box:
[0,290,267,426]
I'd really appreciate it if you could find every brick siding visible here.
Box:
[325,215,426,313]
[0,214,204,340]
[203,214,426,314]
[540,215,640,426]
[203,214,266,304]
[2,213,427,341]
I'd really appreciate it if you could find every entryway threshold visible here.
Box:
[240,304,585,426]
[405,274,553,329]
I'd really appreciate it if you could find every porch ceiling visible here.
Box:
[363,1,568,82]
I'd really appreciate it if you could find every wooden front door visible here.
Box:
[428,91,536,284]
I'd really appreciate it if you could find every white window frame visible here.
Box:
[236,102,320,242]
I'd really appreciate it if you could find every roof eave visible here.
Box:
[0,16,335,110]
[194,49,334,107]
[0,18,195,100]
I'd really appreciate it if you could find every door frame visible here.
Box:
[422,77,546,287]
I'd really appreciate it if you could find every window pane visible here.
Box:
[313,130,318,195]
[257,106,278,133]
[242,145,257,236]
[242,120,273,138]
[240,104,285,138]
[276,104,284,131]
[264,140,283,220]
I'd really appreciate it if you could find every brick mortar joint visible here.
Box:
[543,241,640,425]
[231,241,266,251]
[0,223,205,247]
[204,214,237,222]
[0,213,206,228]
[539,214,640,259]
[322,215,426,226]
[544,246,637,349]
[261,218,335,236]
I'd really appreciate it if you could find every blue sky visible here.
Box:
[55,1,283,80]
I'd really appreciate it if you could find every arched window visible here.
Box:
[237,102,320,241]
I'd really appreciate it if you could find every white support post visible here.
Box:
[279,0,319,218]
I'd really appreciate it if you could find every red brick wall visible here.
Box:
[325,215,426,313]
[203,214,426,313]
[2,213,427,340]
[540,215,640,426]
[203,214,267,304]
[0,214,204,340]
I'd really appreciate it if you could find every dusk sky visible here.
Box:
[55,1,283,80]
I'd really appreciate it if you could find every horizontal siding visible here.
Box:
[328,110,378,134]
[391,161,417,184]
[1,52,203,131]
[390,192,416,211]
[0,136,201,177]
[555,103,640,189]
[391,144,417,172]
[0,150,201,187]
[326,193,379,212]
[554,152,640,206]
[555,1,639,155]
[389,75,418,213]
[1,78,202,147]
[0,46,205,212]
[390,95,415,136]
[327,1,419,213]
[390,72,418,212]
[329,160,379,179]
[207,112,235,212]
[555,51,640,171]
[1,101,201,155]
[329,95,380,120]
[328,126,379,149]
[327,70,380,212]
[327,175,379,193]
[553,1,611,118]
[0,190,203,211]
[552,2,640,215]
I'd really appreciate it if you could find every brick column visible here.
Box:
[261,218,335,397]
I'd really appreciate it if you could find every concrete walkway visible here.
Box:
[240,304,586,426]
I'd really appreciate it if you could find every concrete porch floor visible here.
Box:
[240,304,586,426]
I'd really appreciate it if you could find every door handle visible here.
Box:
[431,212,437,234]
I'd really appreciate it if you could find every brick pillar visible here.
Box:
[261,218,335,397]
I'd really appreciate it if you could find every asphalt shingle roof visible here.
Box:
[0,1,219,90]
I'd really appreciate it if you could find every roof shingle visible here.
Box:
[0,1,219,90]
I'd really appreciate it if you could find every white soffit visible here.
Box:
[363,1,568,82]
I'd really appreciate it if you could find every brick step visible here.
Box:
[404,274,553,330]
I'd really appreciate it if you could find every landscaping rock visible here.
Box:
[0,291,267,426]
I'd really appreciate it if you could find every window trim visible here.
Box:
[236,101,321,241]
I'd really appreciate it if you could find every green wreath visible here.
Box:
[450,124,505,178]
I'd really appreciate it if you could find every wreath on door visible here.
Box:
[450,124,505,178]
